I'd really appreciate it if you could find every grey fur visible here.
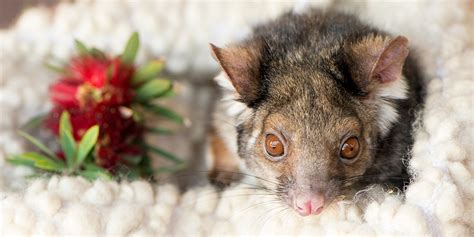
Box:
[211,9,424,209]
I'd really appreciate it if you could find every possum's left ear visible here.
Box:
[349,35,409,100]
[348,35,410,136]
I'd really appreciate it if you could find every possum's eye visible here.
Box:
[264,133,286,159]
[340,137,360,160]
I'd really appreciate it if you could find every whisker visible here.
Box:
[155,169,279,187]
[154,172,273,191]
[209,169,280,186]
[259,205,288,231]
[207,177,272,191]
[237,199,283,217]
[339,174,410,183]
[181,191,278,208]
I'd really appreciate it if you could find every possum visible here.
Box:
[207,9,424,216]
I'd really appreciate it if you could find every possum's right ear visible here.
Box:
[209,43,262,105]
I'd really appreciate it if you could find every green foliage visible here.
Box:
[18,131,58,159]
[146,127,173,135]
[132,60,165,86]
[74,39,107,59]
[59,112,76,167]
[75,125,99,167]
[144,144,182,164]
[21,114,45,130]
[9,152,65,172]
[79,163,112,181]
[8,112,110,179]
[10,32,185,181]
[44,62,66,74]
[134,79,172,103]
[74,39,89,55]
[121,32,140,65]
[143,104,184,124]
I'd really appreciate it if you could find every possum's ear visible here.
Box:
[349,35,409,100]
[210,43,261,105]
[348,35,410,136]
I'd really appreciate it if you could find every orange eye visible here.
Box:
[340,137,360,159]
[265,134,285,158]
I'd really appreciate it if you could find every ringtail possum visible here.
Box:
[207,9,424,216]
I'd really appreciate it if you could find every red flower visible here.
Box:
[46,54,143,170]
[49,80,81,107]
[69,56,109,88]
[49,56,135,108]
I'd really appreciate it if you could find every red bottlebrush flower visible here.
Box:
[49,80,80,107]
[12,33,182,180]
[49,56,135,108]
[46,53,142,170]
[45,103,144,170]
[69,56,109,88]
[109,57,135,88]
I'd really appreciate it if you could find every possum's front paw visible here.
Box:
[208,169,243,189]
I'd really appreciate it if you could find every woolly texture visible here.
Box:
[0,0,473,236]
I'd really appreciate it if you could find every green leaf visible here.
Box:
[121,32,140,65]
[143,104,184,124]
[22,114,45,130]
[18,131,58,159]
[115,165,141,180]
[59,111,72,134]
[145,145,182,164]
[74,39,89,55]
[122,155,143,165]
[83,163,107,172]
[76,125,100,167]
[126,168,141,180]
[132,111,143,123]
[157,88,176,98]
[154,164,187,174]
[146,127,173,135]
[26,173,53,179]
[90,48,107,59]
[60,131,76,168]
[79,165,112,181]
[44,62,65,74]
[8,156,35,167]
[8,153,65,172]
[59,112,76,167]
[139,155,152,172]
[131,60,165,86]
[134,79,172,103]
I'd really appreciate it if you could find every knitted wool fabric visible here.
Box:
[1,0,472,236]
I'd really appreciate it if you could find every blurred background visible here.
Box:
[1,0,61,28]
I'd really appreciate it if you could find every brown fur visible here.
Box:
[208,128,241,187]
[208,9,424,213]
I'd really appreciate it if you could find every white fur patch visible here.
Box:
[377,75,408,100]
[376,76,409,136]
[214,72,251,118]
[214,72,236,94]
[377,100,400,137]
[246,125,261,153]
[226,101,247,117]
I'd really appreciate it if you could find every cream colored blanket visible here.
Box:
[1,0,472,236]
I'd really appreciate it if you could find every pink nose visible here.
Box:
[294,195,325,216]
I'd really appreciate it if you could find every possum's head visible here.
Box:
[210,34,409,216]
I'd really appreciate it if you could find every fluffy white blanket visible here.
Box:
[1,0,473,236]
